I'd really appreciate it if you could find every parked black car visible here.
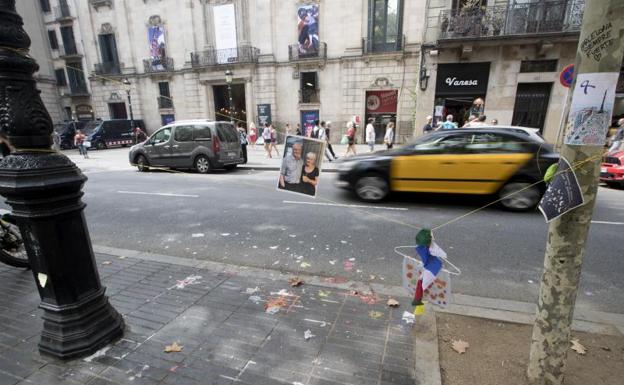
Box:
[83,119,146,150]
[54,121,87,149]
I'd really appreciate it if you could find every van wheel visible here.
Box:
[96,141,106,150]
[136,155,149,172]
[354,174,389,202]
[498,180,542,211]
[194,155,212,174]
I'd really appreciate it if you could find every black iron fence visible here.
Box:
[299,89,320,104]
[157,96,173,109]
[94,61,121,75]
[69,83,89,96]
[143,57,174,73]
[190,45,260,67]
[438,0,585,40]
[362,35,405,54]
[288,42,327,61]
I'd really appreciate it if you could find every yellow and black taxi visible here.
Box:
[336,128,559,211]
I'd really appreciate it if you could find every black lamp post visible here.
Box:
[122,77,135,143]
[0,1,124,359]
[225,69,234,125]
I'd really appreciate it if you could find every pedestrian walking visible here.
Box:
[608,118,624,153]
[312,120,320,139]
[325,121,338,160]
[440,114,458,130]
[248,122,257,149]
[269,124,280,157]
[344,121,357,157]
[422,115,434,134]
[74,129,88,159]
[318,121,332,162]
[296,123,302,136]
[134,126,147,144]
[366,118,376,152]
[262,123,272,158]
[285,123,292,137]
[384,121,395,150]
[237,123,248,164]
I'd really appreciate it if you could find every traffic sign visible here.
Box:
[560,64,575,88]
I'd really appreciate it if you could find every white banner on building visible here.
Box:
[213,4,238,64]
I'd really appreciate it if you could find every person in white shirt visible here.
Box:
[384,122,395,150]
[366,118,376,152]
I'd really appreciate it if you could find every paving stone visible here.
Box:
[111,357,169,382]
[0,372,21,385]
[312,366,380,385]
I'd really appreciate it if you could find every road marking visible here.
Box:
[117,190,199,198]
[591,220,624,226]
[282,200,408,211]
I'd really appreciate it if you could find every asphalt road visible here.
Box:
[58,163,624,315]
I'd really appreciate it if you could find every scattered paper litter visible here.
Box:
[269,245,279,250]
[340,240,347,244]
[329,260,336,265]
[369,311,383,319]
[387,298,400,307]
[245,287,260,294]
[37,273,48,288]
[289,234,297,238]
[102,261,112,265]
[348,258,355,261]
[570,338,587,355]
[289,277,304,287]
[402,311,415,324]
[304,330,315,340]
[272,260,280,265]
[221,233,230,236]
[191,233,205,238]
[164,342,183,353]
[300,262,311,268]
[317,290,330,298]
[173,275,202,289]
[451,340,469,354]
[248,296,262,304]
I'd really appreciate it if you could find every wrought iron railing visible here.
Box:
[190,46,260,67]
[288,42,327,61]
[54,4,72,20]
[94,61,121,75]
[438,0,584,40]
[59,45,80,57]
[69,83,89,96]
[362,35,405,54]
[299,89,320,104]
[143,57,174,73]
[157,96,174,109]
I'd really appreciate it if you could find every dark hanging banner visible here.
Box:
[435,62,491,97]
[257,104,272,126]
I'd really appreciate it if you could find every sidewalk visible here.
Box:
[242,144,374,172]
[0,250,437,385]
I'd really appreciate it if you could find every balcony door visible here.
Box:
[512,83,552,133]
[99,33,119,71]
[367,0,403,53]
[60,26,77,55]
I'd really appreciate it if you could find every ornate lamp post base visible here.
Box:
[0,153,124,360]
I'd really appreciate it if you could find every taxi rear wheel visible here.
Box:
[498,180,542,211]
[354,174,389,202]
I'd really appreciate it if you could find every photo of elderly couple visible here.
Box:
[277,136,325,197]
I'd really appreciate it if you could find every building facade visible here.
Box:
[415,0,590,143]
[61,0,424,143]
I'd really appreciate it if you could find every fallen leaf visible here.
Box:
[118,256,126,260]
[570,338,586,355]
[317,290,330,298]
[102,261,112,265]
[164,342,183,353]
[601,346,611,352]
[387,298,400,307]
[451,340,469,354]
[289,277,304,287]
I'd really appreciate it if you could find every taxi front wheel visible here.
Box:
[498,180,542,211]
[354,175,389,202]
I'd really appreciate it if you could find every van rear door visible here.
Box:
[215,122,241,163]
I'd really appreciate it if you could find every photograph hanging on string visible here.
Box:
[277,136,325,198]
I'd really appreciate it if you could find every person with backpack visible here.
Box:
[440,114,458,130]
[237,123,248,164]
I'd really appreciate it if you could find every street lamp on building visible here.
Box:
[122,78,135,142]
[225,70,234,125]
